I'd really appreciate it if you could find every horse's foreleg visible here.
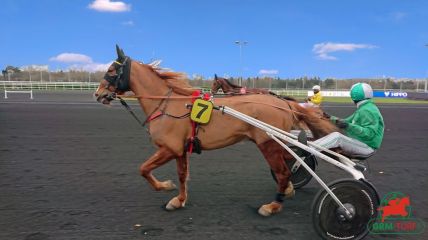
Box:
[166,155,189,211]
[140,147,176,191]
[257,140,294,217]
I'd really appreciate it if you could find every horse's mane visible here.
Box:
[146,63,195,96]
[221,77,242,89]
[289,101,338,139]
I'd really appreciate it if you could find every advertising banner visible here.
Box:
[308,91,409,98]
[373,91,408,98]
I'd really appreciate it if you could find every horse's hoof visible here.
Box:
[162,180,177,191]
[258,205,273,217]
[258,202,282,217]
[165,197,185,211]
[285,182,295,199]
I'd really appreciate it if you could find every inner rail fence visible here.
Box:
[1,81,427,99]
[1,81,100,91]
[0,81,323,97]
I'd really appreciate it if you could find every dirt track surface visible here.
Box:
[1,91,427,240]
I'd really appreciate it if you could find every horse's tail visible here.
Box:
[289,101,338,139]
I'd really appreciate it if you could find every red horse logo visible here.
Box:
[378,196,410,222]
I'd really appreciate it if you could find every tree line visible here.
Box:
[1,65,425,91]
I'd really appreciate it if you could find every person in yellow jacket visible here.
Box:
[306,85,323,107]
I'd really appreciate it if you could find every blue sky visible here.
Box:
[1,0,427,79]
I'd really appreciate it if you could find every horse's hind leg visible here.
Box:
[166,155,189,210]
[140,147,177,191]
[257,139,294,216]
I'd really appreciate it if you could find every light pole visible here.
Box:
[425,44,428,92]
[383,75,387,90]
[235,40,248,86]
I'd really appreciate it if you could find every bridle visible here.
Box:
[96,57,131,103]
[104,57,131,92]
[211,78,222,93]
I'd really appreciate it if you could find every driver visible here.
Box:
[313,83,384,158]
[306,85,323,107]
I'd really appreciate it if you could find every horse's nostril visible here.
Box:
[94,93,99,97]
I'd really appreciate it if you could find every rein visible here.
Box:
[225,99,315,119]
[118,97,145,127]
[116,94,197,99]
[115,90,192,128]
[116,94,311,118]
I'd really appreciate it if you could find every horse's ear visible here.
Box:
[214,74,218,80]
[120,48,126,59]
[116,44,121,58]
[115,44,126,61]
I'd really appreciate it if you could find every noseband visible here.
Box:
[104,57,131,92]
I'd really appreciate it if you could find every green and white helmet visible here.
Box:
[350,83,373,102]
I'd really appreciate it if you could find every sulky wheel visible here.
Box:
[271,154,317,189]
[312,179,380,240]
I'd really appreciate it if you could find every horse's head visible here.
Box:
[211,74,222,93]
[94,45,132,105]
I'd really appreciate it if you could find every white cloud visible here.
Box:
[313,42,377,60]
[50,53,93,63]
[68,62,112,72]
[88,0,131,12]
[122,20,134,26]
[259,69,279,75]
[50,52,112,72]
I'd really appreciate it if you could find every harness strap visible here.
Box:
[186,90,204,154]
[118,90,190,128]
[187,121,196,153]
[118,94,311,122]
[146,111,163,123]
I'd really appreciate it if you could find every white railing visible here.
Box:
[4,90,33,99]
[0,81,99,90]
[1,81,425,96]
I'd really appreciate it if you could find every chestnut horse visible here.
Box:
[94,46,337,216]
[211,74,273,95]
[211,75,298,103]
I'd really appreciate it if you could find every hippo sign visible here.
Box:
[373,91,408,98]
